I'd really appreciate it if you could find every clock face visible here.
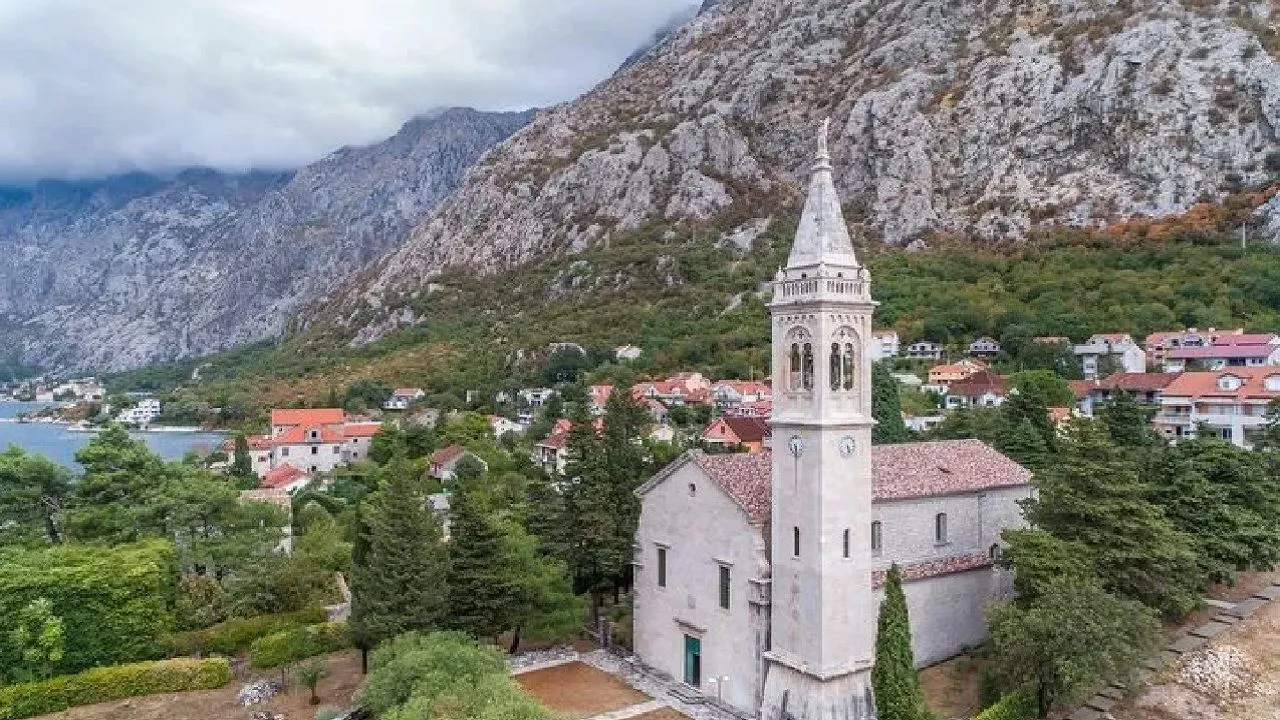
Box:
[788,435,805,457]
[839,436,856,457]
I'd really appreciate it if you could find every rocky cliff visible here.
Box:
[0,107,532,370]
[324,0,1280,341]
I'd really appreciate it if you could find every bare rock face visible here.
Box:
[0,108,532,370]
[328,0,1279,341]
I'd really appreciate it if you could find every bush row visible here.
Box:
[974,693,1037,720]
[249,622,350,669]
[160,607,328,657]
[0,658,230,720]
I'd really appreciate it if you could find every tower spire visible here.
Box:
[787,119,858,269]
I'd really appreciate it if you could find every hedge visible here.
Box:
[0,540,177,678]
[0,658,230,719]
[974,692,1037,720]
[249,622,350,668]
[160,607,329,657]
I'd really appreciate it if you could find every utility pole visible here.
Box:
[1241,223,1247,251]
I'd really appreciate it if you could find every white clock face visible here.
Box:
[839,436,856,457]
[788,435,805,457]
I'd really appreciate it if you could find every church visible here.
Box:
[632,125,1034,720]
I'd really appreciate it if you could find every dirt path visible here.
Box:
[1114,595,1280,720]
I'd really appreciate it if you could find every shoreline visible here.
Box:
[0,418,218,434]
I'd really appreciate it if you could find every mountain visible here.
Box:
[0,107,533,371]
[317,0,1280,343]
[616,2,711,71]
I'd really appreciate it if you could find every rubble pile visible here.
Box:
[237,679,281,707]
[1178,645,1255,699]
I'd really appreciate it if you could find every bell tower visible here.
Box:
[760,120,878,720]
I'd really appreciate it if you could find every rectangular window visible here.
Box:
[718,565,731,610]
[871,521,882,555]
[311,446,319,455]
[334,446,340,454]
[793,527,800,557]
[281,448,289,457]
[935,513,948,545]
[657,547,667,588]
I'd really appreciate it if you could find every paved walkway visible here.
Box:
[587,698,670,720]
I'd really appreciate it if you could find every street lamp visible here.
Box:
[707,676,730,703]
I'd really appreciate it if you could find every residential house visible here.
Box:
[1143,328,1231,369]
[427,444,489,482]
[904,340,944,360]
[701,416,772,453]
[271,412,348,475]
[517,388,558,424]
[1074,333,1146,379]
[968,336,1001,358]
[383,388,425,411]
[261,465,312,494]
[1033,336,1071,345]
[904,414,945,433]
[488,415,524,438]
[1154,368,1280,448]
[116,398,162,425]
[343,422,381,462]
[1071,373,1180,417]
[635,373,712,406]
[724,400,772,419]
[643,398,671,426]
[944,371,1008,409]
[710,380,772,408]
[927,359,985,386]
[870,330,900,361]
[533,418,603,474]
[1163,333,1280,373]
[589,384,615,415]
[615,345,644,361]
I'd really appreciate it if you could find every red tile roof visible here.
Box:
[343,422,382,438]
[871,554,994,588]
[1168,345,1276,360]
[945,371,1008,398]
[1212,333,1277,346]
[275,423,345,445]
[684,440,1032,522]
[590,385,614,405]
[430,444,469,467]
[271,408,344,427]
[1048,407,1073,424]
[704,416,772,444]
[1068,379,1096,400]
[262,465,309,490]
[247,434,272,450]
[1162,368,1280,399]
[393,388,422,396]
[1092,373,1180,392]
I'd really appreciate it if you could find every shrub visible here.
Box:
[0,658,230,719]
[973,692,1037,720]
[0,540,177,679]
[160,607,328,657]
[250,622,349,669]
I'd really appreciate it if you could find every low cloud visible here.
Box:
[0,0,696,180]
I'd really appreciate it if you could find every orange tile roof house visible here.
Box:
[427,444,488,481]
[943,371,1009,409]
[1073,373,1180,416]
[1154,367,1280,448]
[927,359,985,386]
[701,416,773,453]
[1162,333,1280,373]
[251,409,388,483]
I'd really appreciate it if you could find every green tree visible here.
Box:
[369,423,408,464]
[294,657,329,705]
[1097,395,1160,448]
[0,446,72,546]
[7,598,65,682]
[1026,422,1200,617]
[439,412,497,447]
[349,459,448,653]
[999,529,1095,604]
[446,477,516,642]
[497,517,582,653]
[562,403,615,603]
[871,565,932,720]
[66,423,172,543]
[599,387,654,591]
[986,577,1159,716]
[230,434,253,477]
[873,361,910,444]
[1009,370,1074,408]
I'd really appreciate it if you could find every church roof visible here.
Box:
[787,119,859,269]
[670,439,1032,523]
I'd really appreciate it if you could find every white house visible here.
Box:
[117,398,162,425]
[489,415,524,438]
[1153,368,1280,448]
[633,127,1030,719]
[1073,333,1146,379]
[1161,334,1280,373]
[383,388,425,411]
[616,345,645,361]
[903,341,943,361]
[870,331,900,361]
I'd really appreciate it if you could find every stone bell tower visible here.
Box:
[760,120,878,720]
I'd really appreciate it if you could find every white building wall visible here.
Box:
[275,443,345,473]
[634,463,771,714]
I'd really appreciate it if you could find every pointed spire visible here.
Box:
[786,118,858,270]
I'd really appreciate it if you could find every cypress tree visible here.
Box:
[872,362,909,444]
[445,477,516,642]
[871,564,932,720]
[349,459,448,656]
[230,434,253,478]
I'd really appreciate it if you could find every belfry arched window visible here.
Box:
[802,344,814,390]
[842,343,856,391]
[830,343,842,391]
[789,344,802,391]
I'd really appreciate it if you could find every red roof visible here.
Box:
[1169,345,1276,360]
[1048,407,1073,424]
[343,422,382,438]
[681,440,1032,523]
[1162,368,1280,399]
[275,424,345,445]
[271,408,345,427]
[725,400,773,417]
[703,416,772,444]
[430,444,469,467]
[872,554,994,588]
[247,434,272,450]
[945,371,1008,398]
[1091,373,1180,392]
[262,465,309,490]
[393,388,422,396]
[590,385,614,405]
[1212,333,1277,346]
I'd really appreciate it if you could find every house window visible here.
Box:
[843,529,850,558]
[935,513,948,545]
[657,547,667,588]
[718,565,731,609]
[871,521,882,555]
[281,448,289,457]
[311,446,318,455]
[333,446,340,454]
[793,527,800,557]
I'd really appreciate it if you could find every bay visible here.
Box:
[0,402,227,469]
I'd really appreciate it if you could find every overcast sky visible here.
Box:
[0,0,696,181]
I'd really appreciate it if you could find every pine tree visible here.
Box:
[446,474,517,642]
[600,388,652,591]
[872,361,909,444]
[562,402,615,604]
[871,565,932,720]
[349,459,448,654]
[230,434,253,477]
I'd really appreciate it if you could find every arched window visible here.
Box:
[802,344,814,390]
[793,527,801,557]
[871,521,882,555]
[789,343,802,391]
[830,343,842,391]
[842,343,856,391]
[842,529,850,558]
[935,513,948,545]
